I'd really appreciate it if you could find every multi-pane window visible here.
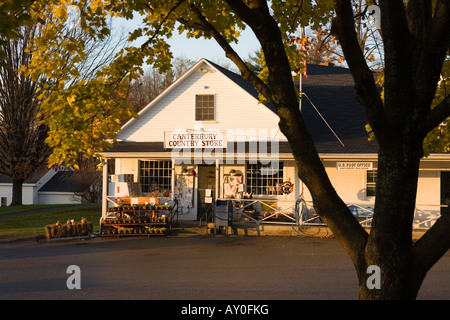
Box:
[195,94,215,121]
[107,159,115,175]
[366,170,377,197]
[139,160,172,195]
[246,162,284,195]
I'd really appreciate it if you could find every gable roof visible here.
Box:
[119,58,277,135]
[104,60,378,156]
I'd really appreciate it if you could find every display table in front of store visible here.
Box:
[100,205,172,237]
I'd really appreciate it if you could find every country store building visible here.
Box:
[98,58,450,233]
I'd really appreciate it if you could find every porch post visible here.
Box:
[215,158,219,200]
[102,157,108,219]
[171,160,175,201]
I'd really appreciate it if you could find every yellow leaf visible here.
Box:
[67,95,76,106]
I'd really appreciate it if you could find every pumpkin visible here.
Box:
[81,217,87,224]
[55,221,61,226]
[67,219,72,225]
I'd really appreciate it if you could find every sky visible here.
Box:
[165,28,261,66]
[118,14,261,69]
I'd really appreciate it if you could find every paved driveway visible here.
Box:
[0,235,449,301]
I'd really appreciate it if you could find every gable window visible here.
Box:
[195,94,215,121]
[366,170,377,197]
[139,160,172,195]
[246,162,284,195]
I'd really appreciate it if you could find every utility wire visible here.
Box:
[302,92,345,147]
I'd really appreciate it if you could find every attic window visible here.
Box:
[195,94,215,121]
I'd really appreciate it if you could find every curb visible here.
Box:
[41,235,97,242]
[0,234,97,244]
[0,235,40,244]
[0,222,430,244]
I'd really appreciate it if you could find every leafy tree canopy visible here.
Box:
[16,0,338,167]
[4,0,449,167]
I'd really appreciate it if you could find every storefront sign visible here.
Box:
[164,130,226,148]
[336,162,373,170]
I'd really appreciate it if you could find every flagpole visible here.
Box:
[293,28,306,113]
[299,27,304,113]
[299,66,302,113]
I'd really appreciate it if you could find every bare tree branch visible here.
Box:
[332,0,386,145]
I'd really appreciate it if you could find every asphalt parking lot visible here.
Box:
[0,234,449,301]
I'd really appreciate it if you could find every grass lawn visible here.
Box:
[0,204,102,239]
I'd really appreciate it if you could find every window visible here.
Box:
[366,170,377,197]
[107,159,115,175]
[195,94,215,121]
[122,174,134,183]
[246,162,284,195]
[139,160,172,195]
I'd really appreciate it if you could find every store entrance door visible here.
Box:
[197,165,216,220]
[441,172,450,214]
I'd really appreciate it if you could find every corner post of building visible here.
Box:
[215,158,219,202]
[171,160,175,201]
[101,157,108,220]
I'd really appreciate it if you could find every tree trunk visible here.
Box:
[219,0,450,300]
[10,179,24,206]
[359,136,424,299]
[358,265,422,300]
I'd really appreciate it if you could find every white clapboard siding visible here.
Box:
[115,158,138,177]
[117,60,285,142]
[416,170,440,209]
[325,166,368,204]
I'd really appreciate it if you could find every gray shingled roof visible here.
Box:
[300,64,378,153]
[208,61,379,154]
[0,169,48,184]
[104,61,378,155]
[38,171,78,193]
